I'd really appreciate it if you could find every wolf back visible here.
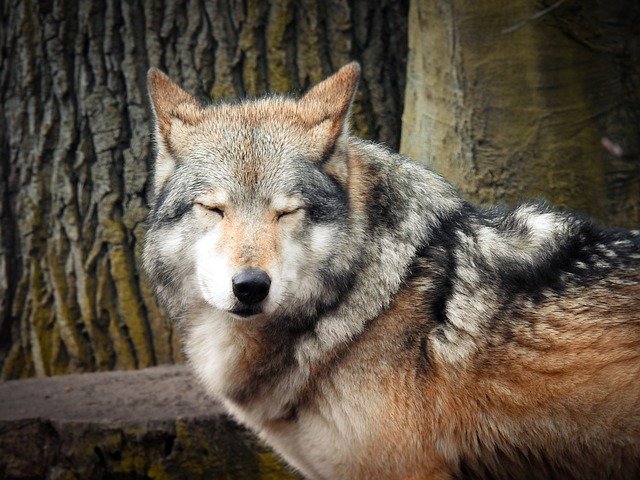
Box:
[143,64,640,479]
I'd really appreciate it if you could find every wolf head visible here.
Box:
[143,64,366,325]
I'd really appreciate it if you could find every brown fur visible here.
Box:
[280,267,640,478]
[216,213,282,272]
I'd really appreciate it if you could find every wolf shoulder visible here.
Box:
[345,194,640,477]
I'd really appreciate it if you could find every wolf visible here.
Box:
[143,63,640,479]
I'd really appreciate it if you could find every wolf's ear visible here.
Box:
[297,62,360,157]
[147,68,203,193]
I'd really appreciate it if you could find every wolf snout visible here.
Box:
[232,269,271,305]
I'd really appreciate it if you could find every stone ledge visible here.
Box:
[0,365,300,479]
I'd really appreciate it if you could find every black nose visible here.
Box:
[232,269,271,305]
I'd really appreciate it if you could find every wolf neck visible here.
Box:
[294,140,464,365]
[258,141,461,419]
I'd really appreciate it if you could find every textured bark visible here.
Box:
[401,0,640,227]
[0,0,408,378]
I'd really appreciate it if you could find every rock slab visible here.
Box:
[0,365,300,479]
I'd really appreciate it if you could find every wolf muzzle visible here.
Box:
[232,268,271,305]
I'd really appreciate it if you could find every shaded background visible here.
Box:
[402,0,640,225]
[1,0,639,380]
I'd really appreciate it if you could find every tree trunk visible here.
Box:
[0,0,408,379]
[401,0,640,227]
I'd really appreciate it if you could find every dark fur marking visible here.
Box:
[150,200,192,226]
[402,325,436,378]
[396,206,479,375]
[227,337,295,405]
[413,204,476,325]
[295,162,349,225]
[367,177,406,231]
[433,203,640,305]
[149,259,175,287]
[276,404,299,422]
[317,262,358,303]
[149,176,209,226]
[317,141,338,166]
[419,336,433,374]
[494,222,617,302]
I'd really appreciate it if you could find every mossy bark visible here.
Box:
[401,0,640,227]
[1,419,301,480]
[0,0,409,378]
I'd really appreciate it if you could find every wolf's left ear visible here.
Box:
[298,62,360,156]
[147,68,203,194]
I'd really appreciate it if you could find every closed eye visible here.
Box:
[195,202,224,217]
[276,207,304,220]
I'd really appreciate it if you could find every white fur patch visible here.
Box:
[194,229,235,311]
[195,189,229,207]
[255,368,388,480]
[152,142,176,194]
[520,209,559,242]
[271,195,305,212]
[309,224,336,252]
[185,308,241,399]
[268,224,338,315]
[158,225,185,256]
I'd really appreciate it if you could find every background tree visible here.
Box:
[402,0,640,227]
[3,0,640,380]
[0,0,408,379]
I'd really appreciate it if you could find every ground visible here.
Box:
[0,365,300,479]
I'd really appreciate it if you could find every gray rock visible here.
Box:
[0,365,300,479]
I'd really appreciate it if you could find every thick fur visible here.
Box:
[143,64,640,479]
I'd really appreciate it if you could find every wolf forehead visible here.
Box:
[162,125,325,196]
[169,99,326,167]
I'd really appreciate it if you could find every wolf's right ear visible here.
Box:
[147,68,203,194]
[297,62,360,158]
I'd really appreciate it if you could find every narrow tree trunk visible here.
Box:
[401,0,640,227]
[0,0,408,378]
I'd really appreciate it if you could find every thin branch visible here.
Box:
[502,0,568,34]
[602,137,639,161]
